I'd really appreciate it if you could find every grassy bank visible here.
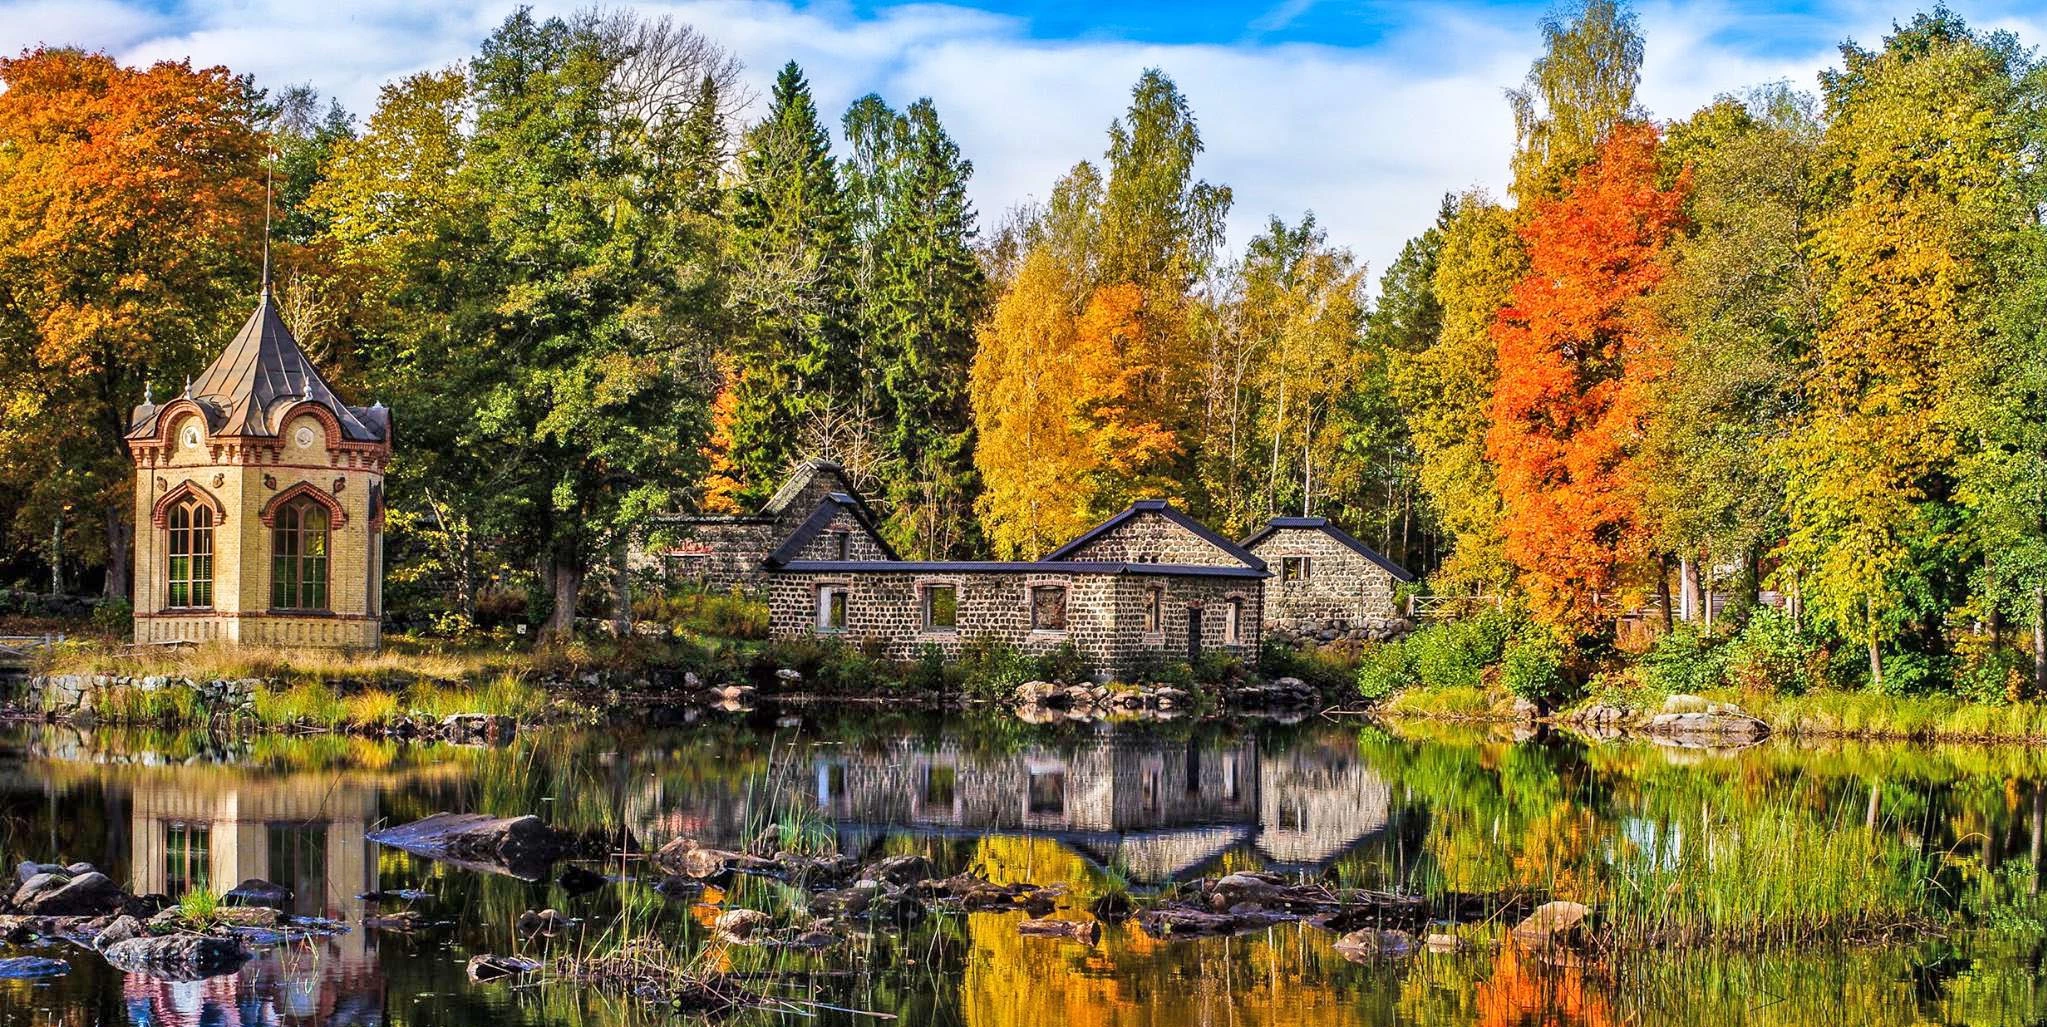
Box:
[1353,603,2047,743]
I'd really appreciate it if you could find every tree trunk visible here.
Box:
[1985,553,2002,650]
[2034,588,2046,698]
[50,518,62,596]
[544,544,584,640]
[611,543,632,637]
[1656,554,1674,634]
[1679,557,1700,624]
[103,505,130,600]
[1867,597,1883,690]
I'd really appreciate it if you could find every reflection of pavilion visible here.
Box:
[130,775,378,965]
[812,736,1390,883]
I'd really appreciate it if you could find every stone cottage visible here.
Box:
[1241,516,1414,643]
[663,467,1267,673]
[126,290,390,650]
[766,499,1267,673]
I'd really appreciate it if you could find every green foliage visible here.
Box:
[177,887,219,927]
[1354,643,1411,703]
[1409,608,1516,689]
[1499,632,1574,707]
[1721,608,1818,694]
[1639,627,1728,695]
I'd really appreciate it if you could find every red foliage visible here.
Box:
[1487,123,1689,632]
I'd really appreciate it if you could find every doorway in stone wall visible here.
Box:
[1186,606,1202,662]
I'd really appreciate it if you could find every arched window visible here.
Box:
[166,500,214,609]
[272,499,330,611]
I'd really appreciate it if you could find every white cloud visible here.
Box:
[4,0,2045,282]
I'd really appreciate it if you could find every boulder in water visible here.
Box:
[13,871,125,916]
[100,934,249,981]
[1510,901,1590,948]
[222,878,292,909]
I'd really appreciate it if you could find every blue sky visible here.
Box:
[5,0,2045,277]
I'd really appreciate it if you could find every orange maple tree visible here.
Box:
[1487,123,1688,633]
[0,48,263,592]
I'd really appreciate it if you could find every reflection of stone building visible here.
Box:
[811,736,1389,883]
[131,775,378,958]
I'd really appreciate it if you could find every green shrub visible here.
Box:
[1640,627,1727,695]
[1355,643,1412,703]
[1040,642,1089,685]
[1873,650,1943,697]
[1260,640,1361,694]
[1409,607,1514,690]
[1721,608,1815,694]
[1500,632,1574,708]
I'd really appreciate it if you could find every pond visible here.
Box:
[0,709,2043,1026]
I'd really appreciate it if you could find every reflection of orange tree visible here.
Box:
[1475,944,1615,1027]
[1510,802,1609,901]
[960,836,1402,1027]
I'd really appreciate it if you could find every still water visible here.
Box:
[0,710,2043,1026]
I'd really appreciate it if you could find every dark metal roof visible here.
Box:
[773,559,1267,579]
[1240,517,1416,582]
[128,292,386,443]
[1041,499,1266,570]
[764,493,902,567]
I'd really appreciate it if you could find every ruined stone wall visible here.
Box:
[1054,511,1244,566]
[649,521,778,594]
[1246,529,1405,642]
[789,508,892,562]
[766,568,1261,674]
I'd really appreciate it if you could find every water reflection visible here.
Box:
[1,717,2046,1027]
[807,735,1388,882]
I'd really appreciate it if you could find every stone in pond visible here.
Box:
[366,813,578,878]
[467,953,541,982]
[1511,901,1590,948]
[13,871,126,916]
[0,956,68,979]
[222,878,292,908]
[1334,928,1416,962]
[100,935,249,981]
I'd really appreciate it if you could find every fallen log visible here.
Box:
[1018,917,1101,945]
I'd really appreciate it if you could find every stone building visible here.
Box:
[649,460,894,592]
[1241,516,1415,642]
[763,497,1267,673]
[126,291,390,649]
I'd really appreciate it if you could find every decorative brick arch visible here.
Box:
[260,480,348,528]
[274,401,345,449]
[146,401,213,451]
[151,479,228,529]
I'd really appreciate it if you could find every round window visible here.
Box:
[181,424,201,449]
[294,425,316,449]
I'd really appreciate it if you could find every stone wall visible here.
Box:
[1054,509,1245,566]
[648,520,778,593]
[766,568,1260,674]
[1246,527,1406,644]
[788,507,892,562]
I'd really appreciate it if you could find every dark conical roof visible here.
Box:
[129,291,387,444]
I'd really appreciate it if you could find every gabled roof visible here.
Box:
[1240,516,1416,582]
[764,493,901,567]
[128,292,386,444]
[773,560,1267,579]
[1042,499,1266,571]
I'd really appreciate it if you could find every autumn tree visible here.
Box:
[0,48,265,598]
[1788,12,2037,685]
[1401,192,1524,593]
[1506,0,1646,205]
[1643,88,1820,626]
[1488,123,1688,634]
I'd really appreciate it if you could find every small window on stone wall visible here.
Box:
[1281,556,1312,583]
[1225,598,1243,644]
[924,584,958,630]
[1031,585,1068,631]
[1143,587,1162,633]
[816,586,848,632]
[831,530,851,560]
